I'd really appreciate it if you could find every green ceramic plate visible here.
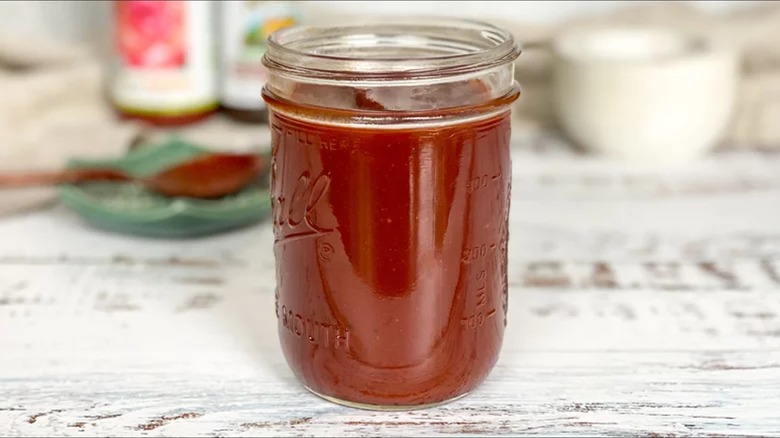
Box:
[58,137,272,238]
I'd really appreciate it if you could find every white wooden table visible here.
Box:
[1,136,779,437]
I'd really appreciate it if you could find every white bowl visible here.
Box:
[552,26,738,164]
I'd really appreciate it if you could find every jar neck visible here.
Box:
[261,19,521,124]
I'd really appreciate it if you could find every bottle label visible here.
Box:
[220,1,298,110]
[111,1,217,115]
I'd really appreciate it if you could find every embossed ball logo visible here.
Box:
[272,171,333,244]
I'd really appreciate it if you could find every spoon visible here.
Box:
[0,153,266,199]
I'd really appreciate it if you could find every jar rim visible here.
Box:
[264,18,521,80]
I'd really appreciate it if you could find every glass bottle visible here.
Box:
[218,1,299,123]
[111,0,217,126]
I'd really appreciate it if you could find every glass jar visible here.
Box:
[263,19,520,410]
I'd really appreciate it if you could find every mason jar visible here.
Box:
[263,18,520,410]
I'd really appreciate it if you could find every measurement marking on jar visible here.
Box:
[477,290,487,307]
[462,245,488,263]
[460,309,497,329]
[476,269,487,307]
[466,172,502,194]
[461,236,509,264]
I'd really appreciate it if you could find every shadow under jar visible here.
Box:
[262,18,521,410]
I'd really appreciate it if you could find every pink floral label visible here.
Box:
[116,1,187,68]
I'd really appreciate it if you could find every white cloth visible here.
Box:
[0,34,140,216]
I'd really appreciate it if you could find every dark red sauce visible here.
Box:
[267,84,514,407]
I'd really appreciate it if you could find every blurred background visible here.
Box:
[2,5,779,432]
[0,0,779,229]
[0,1,765,44]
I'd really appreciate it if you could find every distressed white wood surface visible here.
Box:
[1,135,780,437]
